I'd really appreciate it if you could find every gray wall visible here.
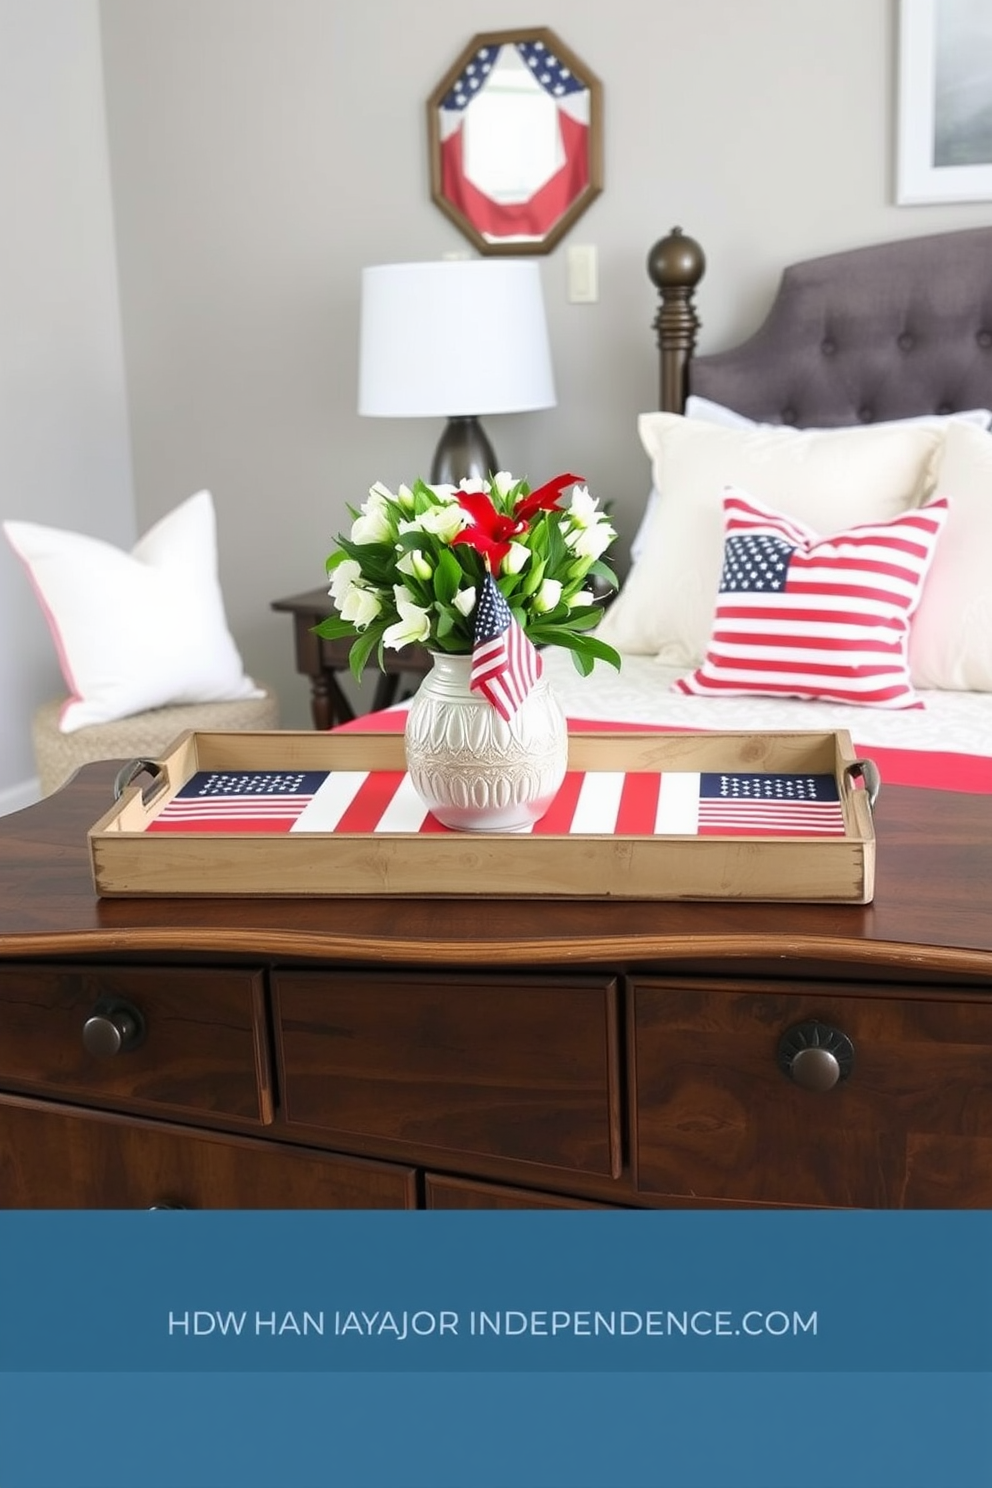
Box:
[3,0,991,803]
[0,0,134,810]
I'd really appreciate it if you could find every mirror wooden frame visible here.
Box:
[427,27,603,257]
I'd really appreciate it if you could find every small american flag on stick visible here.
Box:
[469,571,543,721]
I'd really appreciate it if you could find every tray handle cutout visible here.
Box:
[844,757,880,812]
[113,756,168,808]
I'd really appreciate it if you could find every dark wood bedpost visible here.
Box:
[647,226,706,413]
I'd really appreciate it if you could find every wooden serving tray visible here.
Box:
[88,728,877,902]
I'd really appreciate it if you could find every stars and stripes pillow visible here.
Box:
[673,489,949,709]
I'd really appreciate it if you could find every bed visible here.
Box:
[537,223,992,794]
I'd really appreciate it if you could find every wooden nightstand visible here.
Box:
[271,588,431,729]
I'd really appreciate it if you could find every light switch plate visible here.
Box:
[567,244,598,303]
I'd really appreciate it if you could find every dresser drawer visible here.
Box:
[631,978,992,1207]
[425,1174,622,1209]
[273,970,622,1176]
[0,963,271,1125]
[0,1094,416,1208]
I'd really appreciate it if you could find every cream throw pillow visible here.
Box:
[598,413,944,665]
[910,419,992,690]
[4,489,263,732]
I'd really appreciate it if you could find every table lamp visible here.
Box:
[358,258,556,484]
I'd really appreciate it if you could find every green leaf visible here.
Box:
[518,556,547,599]
[348,621,389,683]
[334,537,400,586]
[313,615,358,640]
[394,530,427,553]
[433,548,462,605]
[431,633,470,654]
[556,606,603,632]
[497,571,523,600]
[527,522,550,561]
[531,628,597,674]
[572,634,623,670]
[529,599,569,627]
[453,546,486,584]
[543,516,569,572]
[588,558,619,590]
[527,627,622,673]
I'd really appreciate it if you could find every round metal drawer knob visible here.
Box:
[789,1045,842,1091]
[777,1021,854,1092]
[82,999,145,1056]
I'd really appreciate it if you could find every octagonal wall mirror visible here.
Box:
[427,27,603,256]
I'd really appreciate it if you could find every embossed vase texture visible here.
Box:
[403,653,568,832]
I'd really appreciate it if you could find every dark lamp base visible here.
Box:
[430,416,498,486]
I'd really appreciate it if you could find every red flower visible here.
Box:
[451,474,584,568]
[450,491,525,567]
[513,472,584,523]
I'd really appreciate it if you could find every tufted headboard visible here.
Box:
[649,225,992,427]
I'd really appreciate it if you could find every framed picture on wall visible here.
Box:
[897,0,992,203]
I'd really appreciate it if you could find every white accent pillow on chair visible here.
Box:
[4,489,262,732]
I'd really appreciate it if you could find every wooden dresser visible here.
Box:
[1,763,991,1210]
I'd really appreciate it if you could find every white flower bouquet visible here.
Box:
[316,471,621,680]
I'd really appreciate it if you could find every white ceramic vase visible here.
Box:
[404,652,568,832]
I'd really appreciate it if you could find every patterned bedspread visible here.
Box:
[341,650,992,794]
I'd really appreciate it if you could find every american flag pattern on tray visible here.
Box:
[146,769,846,838]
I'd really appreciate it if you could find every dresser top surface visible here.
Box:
[0,761,990,976]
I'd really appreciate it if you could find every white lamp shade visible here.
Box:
[358,259,556,418]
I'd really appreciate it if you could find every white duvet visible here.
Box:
[541,649,992,760]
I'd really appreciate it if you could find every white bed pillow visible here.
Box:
[629,400,992,564]
[683,395,992,432]
[910,418,992,690]
[4,489,263,732]
[599,413,944,665]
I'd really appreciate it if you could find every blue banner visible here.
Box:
[0,1210,989,1486]
[1,1209,990,1374]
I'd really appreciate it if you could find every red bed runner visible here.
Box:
[336,711,992,794]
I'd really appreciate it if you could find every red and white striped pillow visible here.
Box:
[673,489,949,709]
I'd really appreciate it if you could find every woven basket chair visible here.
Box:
[32,686,281,796]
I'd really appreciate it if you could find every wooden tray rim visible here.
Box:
[89,726,876,847]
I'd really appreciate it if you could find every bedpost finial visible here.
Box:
[648,228,705,414]
[647,227,706,290]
